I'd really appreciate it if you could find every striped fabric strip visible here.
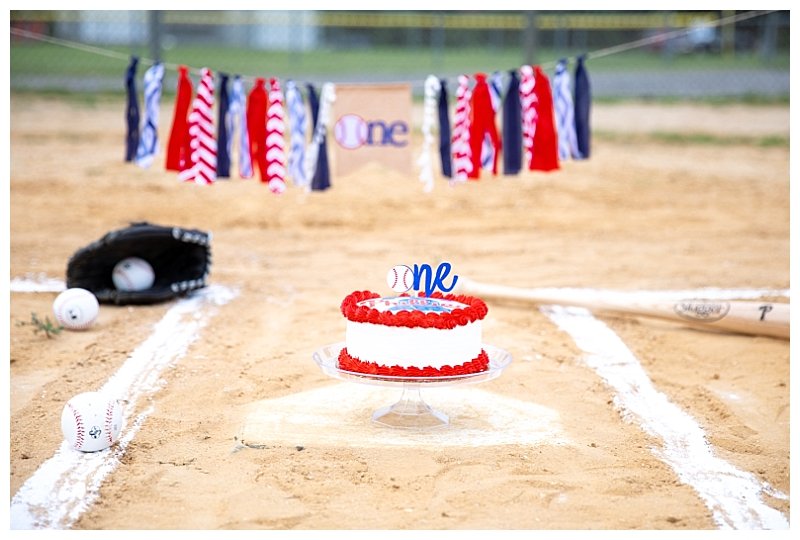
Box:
[178,67,217,185]
[417,75,440,193]
[135,62,164,168]
[265,78,287,194]
[553,59,581,160]
[284,80,308,189]
[229,76,253,178]
[519,65,538,170]
[481,71,503,171]
[450,74,473,183]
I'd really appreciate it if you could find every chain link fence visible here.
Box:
[10,10,789,99]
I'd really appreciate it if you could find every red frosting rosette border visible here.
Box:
[338,347,490,377]
[340,290,488,329]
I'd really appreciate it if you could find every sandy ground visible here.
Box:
[8,95,790,530]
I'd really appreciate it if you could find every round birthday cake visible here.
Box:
[338,290,489,377]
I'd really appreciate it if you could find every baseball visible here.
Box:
[61,391,124,452]
[387,264,414,293]
[52,288,99,330]
[112,257,155,291]
[334,114,369,150]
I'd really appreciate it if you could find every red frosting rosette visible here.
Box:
[340,290,488,329]
[338,347,490,378]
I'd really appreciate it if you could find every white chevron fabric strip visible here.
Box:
[519,65,537,169]
[265,78,287,194]
[284,80,308,189]
[417,75,440,193]
[229,76,253,179]
[450,74,473,183]
[179,68,217,184]
[553,59,582,160]
[135,62,164,169]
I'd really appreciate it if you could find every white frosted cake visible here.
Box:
[338,291,489,377]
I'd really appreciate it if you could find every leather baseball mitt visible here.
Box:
[66,222,211,305]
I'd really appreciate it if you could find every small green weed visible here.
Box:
[18,312,64,339]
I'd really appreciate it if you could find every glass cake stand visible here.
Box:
[312,342,512,429]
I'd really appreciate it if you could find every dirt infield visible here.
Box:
[8,95,790,530]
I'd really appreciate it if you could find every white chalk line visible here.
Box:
[542,299,789,530]
[9,284,238,530]
[10,274,67,292]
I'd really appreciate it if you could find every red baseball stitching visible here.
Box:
[104,401,117,446]
[68,403,85,450]
[391,268,399,288]
[401,267,411,289]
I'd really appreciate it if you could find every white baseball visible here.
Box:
[334,114,368,150]
[112,257,155,291]
[61,391,123,452]
[387,265,413,293]
[52,288,99,330]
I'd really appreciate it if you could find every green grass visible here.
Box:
[10,42,789,80]
[10,40,789,105]
[595,130,789,148]
[593,94,790,106]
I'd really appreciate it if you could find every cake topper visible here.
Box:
[386,262,459,297]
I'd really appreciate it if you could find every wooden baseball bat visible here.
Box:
[457,277,790,339]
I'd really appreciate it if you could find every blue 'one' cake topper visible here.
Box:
[386,262,459,297]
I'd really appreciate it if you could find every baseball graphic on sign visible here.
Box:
[387,265,414,293]
[52,288,99,330]
[61,391,124,452]
[334,114,369,150]
[112,256,155,292]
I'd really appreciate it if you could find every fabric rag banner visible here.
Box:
[331,83,413,177]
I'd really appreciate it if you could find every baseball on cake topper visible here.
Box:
[386,265,413,293]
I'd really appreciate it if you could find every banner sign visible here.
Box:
[331,83,413,176]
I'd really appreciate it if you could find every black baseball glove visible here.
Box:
[66,222,212,305]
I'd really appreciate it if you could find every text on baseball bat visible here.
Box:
[674,301,730,322]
